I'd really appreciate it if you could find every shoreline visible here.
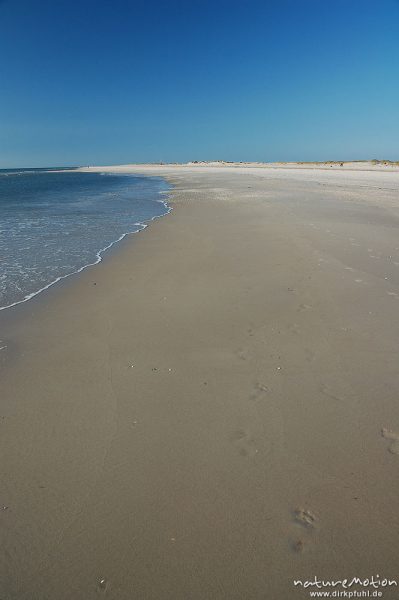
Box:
[2,165,399,599]
[0,173,172,313]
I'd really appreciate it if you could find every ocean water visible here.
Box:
[0,169,170,310]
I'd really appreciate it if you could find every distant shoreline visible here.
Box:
[73,159,399,174]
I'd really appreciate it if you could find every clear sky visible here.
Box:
[1,0,398,167]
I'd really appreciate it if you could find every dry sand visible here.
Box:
[1,164,399,599]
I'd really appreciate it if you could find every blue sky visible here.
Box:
[1,0,398,167]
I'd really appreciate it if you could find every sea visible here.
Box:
[0,168,170,310]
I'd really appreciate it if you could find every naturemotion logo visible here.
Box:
[293,575,397,598]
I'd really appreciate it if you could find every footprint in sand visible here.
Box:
[237,348,250,361]
[304,348,316,363]
[292,539,305,553]
[290,508,317,554]
[320,385,344,403]
[97,578,108,592]
[381,428,399,455]
[294,508,317,529]
[230,429,259,458]
[288,323,301,336]
[297,303,313,312]
[249,383,269,401]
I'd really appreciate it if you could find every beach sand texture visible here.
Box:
[1,164,399,599]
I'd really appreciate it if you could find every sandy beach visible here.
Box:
[2,163,399,599]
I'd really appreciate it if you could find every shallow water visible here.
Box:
[0,169,170,309]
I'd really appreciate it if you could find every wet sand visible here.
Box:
[1,165,399,599]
